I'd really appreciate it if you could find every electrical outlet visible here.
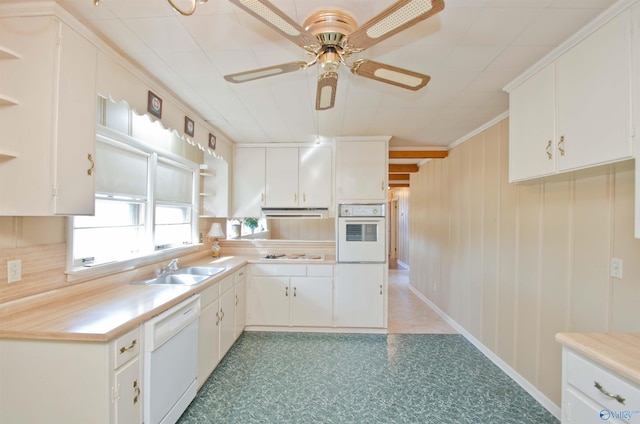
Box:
[610,258,623,279]
[7,260,21,283]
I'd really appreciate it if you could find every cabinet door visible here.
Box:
[232,148,265,217]
[114,356,142,424]
[556,11,633,171]
[54,23,97,215]
[234,276,247,338]
[508,63,557,182]
[299,147,332,207]
[290,277,333,327]
[247,276,290,326]
[219,288,236,358]
[265,147,299,207]
[337,140,387,201]
[197,301,220,387]
[335,264,384,328]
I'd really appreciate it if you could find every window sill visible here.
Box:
[65,244,202,284]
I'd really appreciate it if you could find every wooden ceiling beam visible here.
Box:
[389,150,447,159]
[389,183,409,188]
[389,174,410,181]
[389,164,418,173]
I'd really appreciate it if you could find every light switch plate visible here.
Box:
[7,260,21,283]
[610,258,623,279]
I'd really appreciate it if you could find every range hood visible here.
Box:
[261,207,329,219]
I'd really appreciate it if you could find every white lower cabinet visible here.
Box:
[234,266,247,338]
[335,264,385,328]
[561,347,640,423]
[197,268,247,388]
[247,264,333,328]
[0,326,142,424]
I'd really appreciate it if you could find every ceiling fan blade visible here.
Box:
[316,72,338,110]
[351,59,430,91]
[346,0,444,51]
[224,62,308,83]
[229,0,320,51]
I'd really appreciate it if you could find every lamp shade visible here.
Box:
[207,223,225,238]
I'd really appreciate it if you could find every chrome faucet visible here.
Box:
[160,258,180,275]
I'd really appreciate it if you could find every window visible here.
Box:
[70,129,199,269]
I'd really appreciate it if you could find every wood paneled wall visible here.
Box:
[409,117,640,406]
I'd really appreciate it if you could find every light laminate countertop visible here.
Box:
[556,333,640,385]
[0,254,337,343]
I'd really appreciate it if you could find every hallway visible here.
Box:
[387,263,457,334]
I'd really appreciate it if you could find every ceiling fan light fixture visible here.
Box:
[374,68,423,88]
[316,72,338,110]
[238,0,300,36]
[366,0,433,39]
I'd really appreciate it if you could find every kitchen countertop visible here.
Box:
[0,254,336,343]
[0,256,248,343]
[556,332,640,385]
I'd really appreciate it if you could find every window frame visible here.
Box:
[66,125,200,282]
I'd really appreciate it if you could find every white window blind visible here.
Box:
[156,159,193,204]
[95,140,148,198]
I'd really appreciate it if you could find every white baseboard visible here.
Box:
[408,284,561,420]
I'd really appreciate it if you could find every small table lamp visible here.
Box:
[207,223,225,257]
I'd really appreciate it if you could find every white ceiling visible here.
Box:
[17,0,619,148]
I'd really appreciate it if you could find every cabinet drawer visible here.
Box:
[564,386,626,424]
[114,326,140,369]
[566,350,640,411]
[220,274,234,294]
[250,263,307,276]
[234,266,247,282]
[307,264,333,277]
[200,283,220,307]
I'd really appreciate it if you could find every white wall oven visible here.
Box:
[338,204,386,263]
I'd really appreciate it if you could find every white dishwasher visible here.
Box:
[144,295,200,424]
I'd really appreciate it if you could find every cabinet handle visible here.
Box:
[381,180,384,190]
[293,287,297,297]
[545,140,552,160]
[558,135,565,156]
[261,192,264,203]
[220,309,224,321]
[285,286,289,297]
[119,339,137,354]
[87,153,95,176]
[303,193,306,203]
[215,311,220,325]
[294,193,297,202]
[133,380,140,404]
[379,284,383,295]
[235,294,239,306]
[594,381,626,405]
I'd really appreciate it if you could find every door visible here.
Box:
[290,277,333,327]
[265,148,298,207]
[232,148,265,217]
[219,288,236,357]
[114,357,142,424]
[299,147,332,207]
[247,276,290,326]
[335,264,384,328]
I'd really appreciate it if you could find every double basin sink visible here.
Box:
[131,266,226,286]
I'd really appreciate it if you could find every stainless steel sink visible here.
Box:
[178,266,226,276]
[131,266,226,286]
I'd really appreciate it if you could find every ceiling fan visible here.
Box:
[224,0,445,110]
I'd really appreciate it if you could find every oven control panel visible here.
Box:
[339,204,385,217]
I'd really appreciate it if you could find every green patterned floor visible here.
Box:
[178,332,558,423]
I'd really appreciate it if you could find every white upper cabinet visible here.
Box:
[265,148,299,207]
[507,7,634,183]
[232,147,265,218]
[0,16,97,215]
[265,147,332,208]
[336,137,389,202]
